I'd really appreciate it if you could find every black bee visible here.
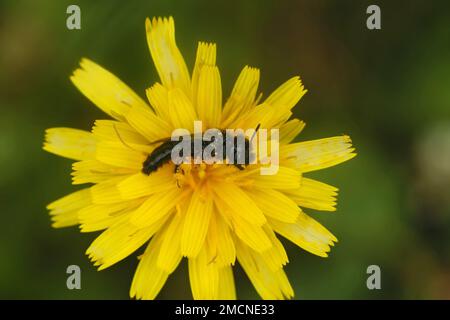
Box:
[142,125,260,175]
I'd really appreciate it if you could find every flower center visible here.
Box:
[174,162,211,189]
[173,162,258,190]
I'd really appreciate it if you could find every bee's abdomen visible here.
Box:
[142,141,176,175]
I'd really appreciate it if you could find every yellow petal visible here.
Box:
[269,213,337,258]
[189,245,219,299]
[129,188,182,228]
[156,209,184,273]
[43,128,96,161]
[87,214,169,271]
[232,102,278,130]
[130,231,176,300]
[47,188,91,228]
[218,266,236,300]
[71,160,133,185]
[181,189,213,257]
[192,42,216,106]
[205,213,219,263]
[222,66,260,127]
[196,65,222,128]
[117,168,174,200]
[124,104,172,143]
[168,88,197,132]
[70,58,148,120]
[284,178,338,212]
[78,200,142,233]
[146,83,170,122]
[90,176,128,204]
[232,215,272,253]
[279,119,305,144]
[146,17,191,96]
[236,239,293,300]
[96,140,147,170]
[259,225,289,271]
[210,214,236,266]
[281,135,356,172]
[252,166,301,190]
[247,188,300,223]
[265,76,306,113]
[213,182,266,226]
[92,120,148,146]
[234,76,306,130]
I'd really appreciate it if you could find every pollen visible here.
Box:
[175,162,210,188]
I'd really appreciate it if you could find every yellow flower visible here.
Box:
[43,16,356,300]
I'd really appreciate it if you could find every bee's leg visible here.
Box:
[234,164,245,170]
[174,164,182,188]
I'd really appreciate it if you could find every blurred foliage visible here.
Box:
[0,0,449,299]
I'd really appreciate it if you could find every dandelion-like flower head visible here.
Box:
[44,17,356,299]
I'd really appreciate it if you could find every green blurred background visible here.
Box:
[1,0,449,299]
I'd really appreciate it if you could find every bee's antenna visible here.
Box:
[113,124,141,152]
[148,137,171,145]
[250,123,261,142]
